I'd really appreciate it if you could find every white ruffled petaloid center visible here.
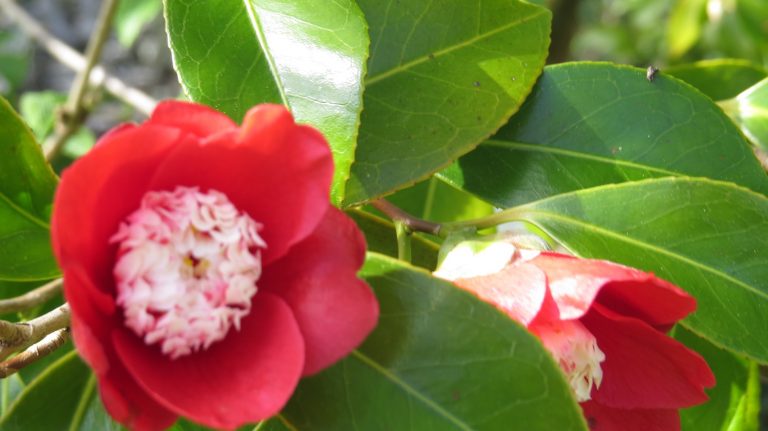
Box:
[533,319,605,402]
[111,186,266,359]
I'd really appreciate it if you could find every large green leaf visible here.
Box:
[163,0,368,205]
[440,63,768,206]
[0,351,93,430]
[495,178,768,362]
[279,253,587,431]
[720,77,768,151]
[0,96,59,281]
[665,59,767,101]
[677,328,760,431]
[344,0,551,205]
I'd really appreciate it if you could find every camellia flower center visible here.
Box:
[111,186,266,359]
[532,320,605,402]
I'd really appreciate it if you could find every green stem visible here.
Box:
[394,221,413,262]
[438,207,528,236]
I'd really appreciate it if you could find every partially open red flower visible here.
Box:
[437,244,714,431]
[51,101,379,430]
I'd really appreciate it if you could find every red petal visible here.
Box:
[530,253,696,326]
[148,100,237,138]
[262,207,378,375]
[583,305,714,409]
[98,364,177,431]
[148,105,334,264]
[581,401,680,431]
[113,292,305,429]
[453,262,559,327]
[52,125,181,293]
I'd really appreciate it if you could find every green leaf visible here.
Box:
[343,0,552,205]
[387,176,496,223]
[279,253,587,431]
[677,328,760,431]
[0,375,24,417]
[665,59,768,101]
[440,63,768,207]
[720,77,768,151]
[504,178,768,362]
[0,96,60,281]
[115,0,163,47]
[666,0,707,59]
[347,209,439,270]
[163,0,368,205]
[19,91,66,142]
[0,351,94,430]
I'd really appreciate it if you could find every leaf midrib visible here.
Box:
[483,140,682,176]
[518,209,768,301]
[350,349,473,430]
[364,8,547,86]
[0,192,50,230]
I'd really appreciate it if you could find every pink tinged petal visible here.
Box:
[453,262,559,327]
[148,105,334,265]
[52,125,182,293]
[113,292,305,429]
[530,253,696,326]
[582,305,715,409]
[262,207,378,376]
[581,401,680,431]
[148,100,237,138]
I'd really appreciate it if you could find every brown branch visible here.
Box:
[0,278,62,314]
[0,304,70,361]
[0,328,70,378]
[370,199,442,235]
[42,0,121,160]
[0,0,156,115]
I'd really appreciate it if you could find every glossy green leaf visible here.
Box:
[666,0,707,58]
[720,77,768,151]
[387,176,495,223]
[502,178,768,362]
[279,253,587,431]
[0,96,60,281]
[343,0,551,205]
[163,0,368,205]
[665,59,768,101]
[677,327,760,431]
[0,351,93,430]
[440,63,768,207]
[347,209,439,270]
[0,375,24,417]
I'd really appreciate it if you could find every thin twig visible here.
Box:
[370,199,442,236]
[0,278,62,315]
[43,0,121,160]
[0,304,71,361]
[0,329,70,378]
[0,0,156,115]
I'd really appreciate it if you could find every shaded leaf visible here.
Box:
[164,0,368,205]
[115,0,163,47]
[665,59,767,100]
[279,253,587,431]
[0,96,59,281]
[344,0,551,205]
[440,63,768,206]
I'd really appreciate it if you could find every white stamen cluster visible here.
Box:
[534,320,605,402]
[111,186,266,359]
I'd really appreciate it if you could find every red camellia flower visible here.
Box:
[437,243,715,431]
[51,101,379,430]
